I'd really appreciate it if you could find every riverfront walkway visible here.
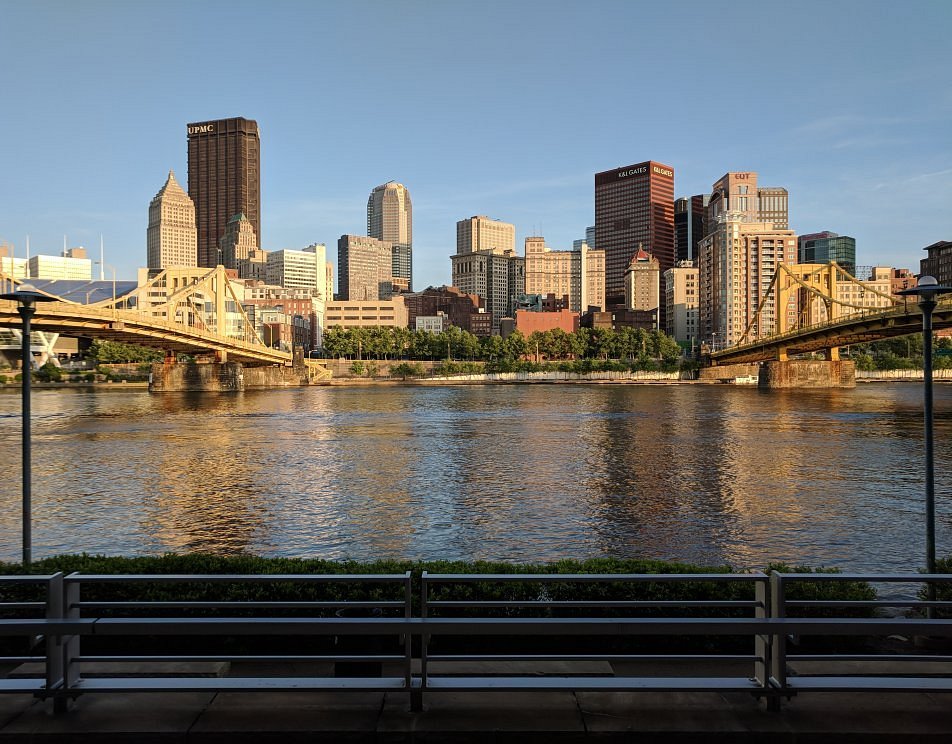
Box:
[1,662,951,742]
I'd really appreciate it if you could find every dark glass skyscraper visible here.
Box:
[187,117,261,268]
[595,161,675,309]
[674,195,708,263]
[798,231,856,277]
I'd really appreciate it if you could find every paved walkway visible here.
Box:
[1,685,951,742]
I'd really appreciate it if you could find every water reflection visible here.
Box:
[0,383,949,572]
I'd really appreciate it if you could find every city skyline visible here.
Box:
[1,1,949,289]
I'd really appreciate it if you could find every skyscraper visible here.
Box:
[674,195,708,263]
[337,235,393,301]
[187,117,261,268]
[624,247,660,321]
[367,181,412,293]
[594,161,675,309]
[147,170,197,270]
[219,213,257,271]
[707,172,788,229]
[798,231,856,277]
[451,216,523,334]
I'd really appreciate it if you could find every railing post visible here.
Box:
[768,571,787,708]
[754,573,771,695]
[44,573,65,711]
[403,571,416,710]
[411,571,428,712]
[58,574,82,710]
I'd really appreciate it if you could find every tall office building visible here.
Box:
[266,245,327,292]
[798,231,856,277]
[594,161,675,309]
[698,216,797,347]
[664,261,700,348]
[367,181,412,293]
[920,240,952,285]
[674,195,708,263]
[219,213,258,270]
[707,172,788,229]
[524,236,606,313]
[624,247,660,321]
[456,215,515,254]
[147,171,197,270]
[337,235,393,301]
[451,216,523,334]
[573,226,597,251]
[187,117,261,268]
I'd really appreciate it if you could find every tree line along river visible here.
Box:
[0,382,949,573]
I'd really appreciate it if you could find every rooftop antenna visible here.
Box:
[100,235,105,280]
[26,235,30,261]
[64,235,67,256]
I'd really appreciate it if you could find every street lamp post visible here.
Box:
[0,284,56,567]
[898,275,952,615]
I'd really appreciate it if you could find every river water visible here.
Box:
[0,383,949,572]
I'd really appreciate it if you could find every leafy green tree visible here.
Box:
[502,330,528,360]
[88,340,163,363]
[480,334,505,362]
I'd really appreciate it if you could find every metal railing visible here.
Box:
[2,571,952,713]
[420,571,772,702]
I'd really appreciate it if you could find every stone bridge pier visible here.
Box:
[149,361,314,392]
[700,360,855,388]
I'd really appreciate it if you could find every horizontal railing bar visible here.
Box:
[423,573,766,583]
[2,616,951,638]
[75,617,952,636]
[74,601,405,610]
[0,603,47,610]
[75,655,393,663]
[0,576,60,583]
[65,573,410,583]
[775,573,952,582]
[425,600,762,608]
[76,654,406,663]
[426,654,760,662]
[788,600,952,607]
[88,618,412,635]
[0,619,95,634]
[789,654,952,662]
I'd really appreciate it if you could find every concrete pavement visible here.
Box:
[1,684,951,742]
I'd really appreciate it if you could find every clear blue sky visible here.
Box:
[1,0,949,288]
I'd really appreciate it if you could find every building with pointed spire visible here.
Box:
[624,246,660,323]
[219,212,258,270]
[147,170,197,270]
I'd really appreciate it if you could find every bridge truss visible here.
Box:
[712,263,952,365]
[0,266,293,367]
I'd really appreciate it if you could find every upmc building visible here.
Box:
[594,161,675,310]
[187,117,261,269]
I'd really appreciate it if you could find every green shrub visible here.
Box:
[35,361,63,382]
[390,362,425,379]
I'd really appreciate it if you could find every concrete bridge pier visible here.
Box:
[699,360,855,388]
[759,360,855,388]
[149,361,312,392]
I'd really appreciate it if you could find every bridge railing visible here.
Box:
[3,572,952,712]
